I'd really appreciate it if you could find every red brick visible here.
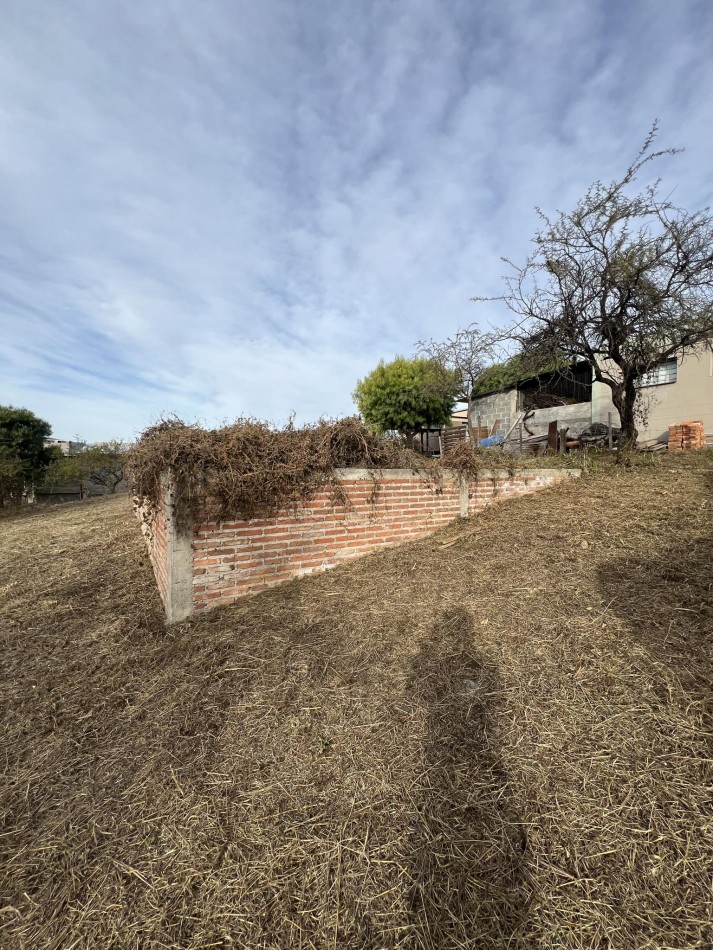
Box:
[139,469,578,617]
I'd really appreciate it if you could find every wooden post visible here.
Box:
[519,423,523,455]
[476,415,482,448]
[547,420,558,453]
[608,412,613,451]
[559,427,566,454]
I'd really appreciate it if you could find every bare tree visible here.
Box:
[46,440,128,495]
[478,124,713,448]
[417,325,499,443]
[82,441,127,493]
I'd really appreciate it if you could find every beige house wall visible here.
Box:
[591,377,618,430]
[592,348,713,442]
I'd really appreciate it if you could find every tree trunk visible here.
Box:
[402,429,417,451]
[466,395,477,444]
[611,380,639,451]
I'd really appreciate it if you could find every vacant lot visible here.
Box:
[1,455,712,949]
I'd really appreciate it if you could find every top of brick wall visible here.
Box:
[333,467,581,480]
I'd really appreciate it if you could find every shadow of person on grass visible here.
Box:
[406,607,531,949]
[597,469,712,697]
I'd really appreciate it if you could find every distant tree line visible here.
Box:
[0,404,128,506]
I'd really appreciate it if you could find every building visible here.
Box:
[44,438,85,455]
[593,349,713,443]
[470,348,713,444]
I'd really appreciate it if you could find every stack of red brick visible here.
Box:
[668,420,706,452]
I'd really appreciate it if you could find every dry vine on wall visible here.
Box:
[127,416,511,530]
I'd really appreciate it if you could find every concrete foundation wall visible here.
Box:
[522,402,593,438]
[138,467,581,621]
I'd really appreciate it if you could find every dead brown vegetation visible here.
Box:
[126,416,581,529]
[1,451,712,948]
[127,416,428,525]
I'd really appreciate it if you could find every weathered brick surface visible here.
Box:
[135,495,169,608]
[138,468,578,618]
[191,475,457,610]
[189,469,576,613]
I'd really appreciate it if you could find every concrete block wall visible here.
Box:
[138,467,580,621]
[470,389,519,438]
[522,402,593,438]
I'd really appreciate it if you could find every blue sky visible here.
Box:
[1,0,712,441]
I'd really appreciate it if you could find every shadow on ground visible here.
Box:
[406,607,531,948]
[597,470,712,699]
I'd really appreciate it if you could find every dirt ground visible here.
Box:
[1,453,712,949]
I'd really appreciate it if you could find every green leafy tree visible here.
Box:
[0,447,24,506]
[353,357,459,440]
[0,406,56,503]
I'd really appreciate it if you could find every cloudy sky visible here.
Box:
[1,0,711,441]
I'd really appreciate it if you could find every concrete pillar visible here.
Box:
[162,475,194,623]
[459,476,470,518]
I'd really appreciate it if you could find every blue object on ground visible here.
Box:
[481,434,505,447]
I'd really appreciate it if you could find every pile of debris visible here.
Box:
[443,415,710,457]
[577,422,621,448]
[637,438,668,453]
[504,419,620,455]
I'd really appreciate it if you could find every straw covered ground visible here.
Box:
[1,452,712,949]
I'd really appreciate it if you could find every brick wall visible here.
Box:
[135,493,169,608]
[464,470,575,512]
[192,471,462,611]
[139,467,580,621]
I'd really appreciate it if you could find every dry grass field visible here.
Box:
[1,453,712,949]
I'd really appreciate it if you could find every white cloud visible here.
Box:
[0,0,712,440]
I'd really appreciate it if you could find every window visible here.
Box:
[635,358,677,388]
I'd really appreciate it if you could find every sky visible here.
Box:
[1,0,712,442]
